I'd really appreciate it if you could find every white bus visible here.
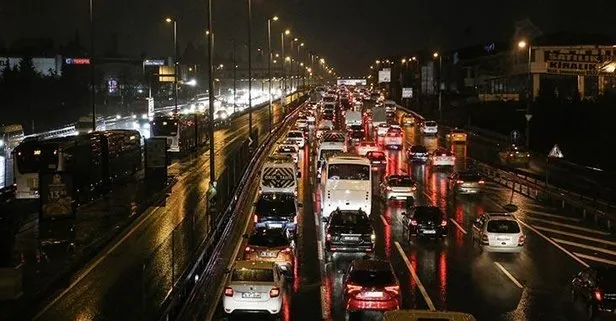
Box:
[260,155,299,196]
[315,141,346,179]
[1,124,24,155]
[319,154,372,220]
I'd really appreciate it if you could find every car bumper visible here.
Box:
[432,161,455,166]
[255,222,297,233]
[482,245,523,253]
[326,242,374,252]
[455,186,482,194]
[346,298,399,312]
[410,227,447,237]
[223,297,282,314]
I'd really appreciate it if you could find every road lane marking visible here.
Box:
[320,285,330,319]
[525,217,609,235]
[494,262,523,289]
[317,240,324,261]
[516,219,589,268]
[553,238,616,256]
[532,226,616,247]
[525,210,581,222]
[573,253,616,266]
[380,215,389,226]
[394,241,436,311]
[449,219,467,234]
[422,191,434,204]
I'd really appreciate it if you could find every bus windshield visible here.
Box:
[14,144,59,174]
[327,164,370,180]
[151,117,179,136]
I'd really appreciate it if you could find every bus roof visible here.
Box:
[327,154,370,165]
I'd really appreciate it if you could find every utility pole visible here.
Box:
[207,1,216,185]
[232,39,237,114]
[247,0,254,144]
[89,0,96,131]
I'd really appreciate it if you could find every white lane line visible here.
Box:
[532,226,616,247]
[317,240,324,261]
[525,217,609,235]
[574,253,616,266]
[516,219,589,268]
[394,241,436,311]
[422,191,434,204]
[380,215,389,226]
[525,210,581,222]
[553,238,616,256]
[494,262,524,289]
[449,219,467,234]
[320,285,330,319]
[33,204,164,320]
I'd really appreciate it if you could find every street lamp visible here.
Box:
[246,0,254,145]
[165,17,178,114]
[281,29,291,109]
[518,40,532,148]
[206,0,216,188]
[89,0,96,131]
[267,16,278,131]
[433,51,442,121]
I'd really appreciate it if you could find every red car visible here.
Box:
[343,259,400,317]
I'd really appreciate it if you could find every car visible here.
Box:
[449,171,484,195]
[343,259,400,318]
[324,209,375,259]
[402,206,448,238]
[356,140,379,156]
[275,144,299,163]
[254,193,300,238]
[223,260,285,316]
[471,213,525,253]
[401,114,414,126]
[408,145,429,163]
[317,120,334,139]
[430,148,455,167]
[498,144,530,168]
[349,129,364,145]
[447,128,467,143]
[375,123,391,137]
[383,127,403,150]
[295,118,309,132]
[285,130,305,148]
[366,151,387,169]
[420,120,438,135]
[570,266,616,320]
[243,228,295,277]
[380,175,417,202]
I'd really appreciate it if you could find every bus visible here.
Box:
[0,124,25,155]
[76,116,106,135]
[150,113,208,153]
[150,114,180,152]
[260,155,299,196]
[13,130,142,201]
[319,154,372,220]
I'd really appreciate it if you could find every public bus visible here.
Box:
[0,124,25,155]
[150,114,180,152]
[13,130,142,201]
[150,113,208,153]
[319,154,372,221]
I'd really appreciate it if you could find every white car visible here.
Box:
[356,141,379,156]
[275,144,299,163]
[285,130,305,148]
[430,148,455,167]
[421,120,438,135]
[472,213,525,253]
[223,260,285,316]
[383,127,403,150]
[375,123,391,137]
[295,119,308,131]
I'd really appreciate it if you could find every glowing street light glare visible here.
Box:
[165,17,172,23]
[375,60,380,64]
[433,52,439,58]
[518,40,527,49]
[401,58,407,63]
[293,38,298,42]
[411,56,417,61]
[285,56,291,62]
[272,16,279,21]
[319,58,325,64]
[284,29,291,35]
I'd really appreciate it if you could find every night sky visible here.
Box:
[2,0,615,75]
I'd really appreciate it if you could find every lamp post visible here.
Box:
[267,16,278,131]
[89,0,96,131]
[206,3,216,186]
[246,0,254,144]
[232,39,237,114]
[165,18,178,115]
[518,40,532,149]
[281,29,290,109]
[433,51,442,121]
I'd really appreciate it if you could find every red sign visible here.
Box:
[65,58,90,65]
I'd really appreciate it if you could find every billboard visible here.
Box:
[158,66,175,82]
[544,48,615,75]
[378,68,391,83]
[39,172,75,219]
[402,87,413,98]
[337,79,367,86]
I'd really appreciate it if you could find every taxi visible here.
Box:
[447,128,467,143]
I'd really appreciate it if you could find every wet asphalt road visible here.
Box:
[208,104,616,321]
[28,98,295,321]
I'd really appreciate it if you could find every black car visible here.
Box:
[349,130,364,144]
[366,151,387,169]
[254,193,301,238]
[408,145,429,163]
[402,206,448,238]
[325,209,375,259]
[571,266,616,320]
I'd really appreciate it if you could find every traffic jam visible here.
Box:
[216,85,616,321]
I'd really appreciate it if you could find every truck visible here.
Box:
[345,111,362,128]
[371,106,387,128]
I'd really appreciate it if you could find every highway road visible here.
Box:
[25,96,298,321]
[204,102,615,321]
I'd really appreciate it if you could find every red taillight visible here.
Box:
[456,180,464,184]
[345,283,363,293]
[281,247,292,253]
[270,287,280,297]
[386,186,392,191]
[245,246,254,252]
[385,285,400,295]
[294,190,298,197]
[594,288,604,302]
[224,287,234,296]
[326,233,332,241]
[518,235,526,246]
[441,220,447,226]
[478,180,485,184]
[253,215,258,223]
[410,220,418,226]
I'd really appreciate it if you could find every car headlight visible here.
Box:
[371,233,376,241]
[0,140,4,147]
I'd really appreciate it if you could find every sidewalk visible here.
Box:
[0,173,174,321]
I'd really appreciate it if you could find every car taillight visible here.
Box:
[326,233,331,241]
[386,186,392,191]
[411,186,417,191]
[410,219,418,226]
[385,285,400,295]
[456,180,464,184]
[441,219,447,226]
[270,287,280,297]
[518,235,526,246]
[345,283,363,293]
[224,287,234,296]
[594,288,604,302]
[293,215,298,224]
[294,190,298,197]
[481,234,489,244]
[254,215,258,223]
[245,246,255,252]
[281,247,292,254]
[478,180,485,184]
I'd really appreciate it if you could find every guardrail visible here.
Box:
[156,95,306,321]
[398,105,616,231]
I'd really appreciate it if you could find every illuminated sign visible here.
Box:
[378,68,391,83]
[144,59,166,66]
[545,49,615,75]
[65,58,91,65]
[336,79,367,86]
[402,87,413,98]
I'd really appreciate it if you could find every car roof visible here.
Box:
[351,259,392,272]
[485,212,517,220]
[233,260,276,270]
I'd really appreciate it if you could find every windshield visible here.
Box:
[348,269,395,286]
[425,121,437,127]
[248,232,290,247]
[411,146,427,153]
[319,149,342,161]
[387,176,414,186]
[256,197,296,216]
[458,173,481,181]
[287,132,303,138]
[487,220,521,233]
[324,97,336,102]
[232,268,274,282]
[351,131,363,138]
[327,164,370,180]
[330,211,371,226]
[151,117,178,136]
[14,143,59,173]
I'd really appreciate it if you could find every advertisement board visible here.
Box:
[545,48,615,75]
[39,172,75,219]
[378,68,391,83]
[158,66,175,82]
[336,79,367,86]
[402,87,413,98]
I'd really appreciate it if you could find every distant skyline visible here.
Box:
[1,0,615,75]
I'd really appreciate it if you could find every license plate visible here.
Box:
[269,223,283,228]
[423,230,436,234]
[497,237,511,241]
[260,251,277,258]
[396,196,408,200]
[242,292,261,299]
[344,236,359,241]
[364,291,383,297]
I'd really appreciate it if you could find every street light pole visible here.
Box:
[526,45,532,149]
[232,39,237,114]
[247,0,253,144]
[89,0,96,131]
[267,17,277,131]
[206,2,216,185]
[281,32,286,109]
[173,20,178,115]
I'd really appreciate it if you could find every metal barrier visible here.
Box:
[155,95,306,321]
